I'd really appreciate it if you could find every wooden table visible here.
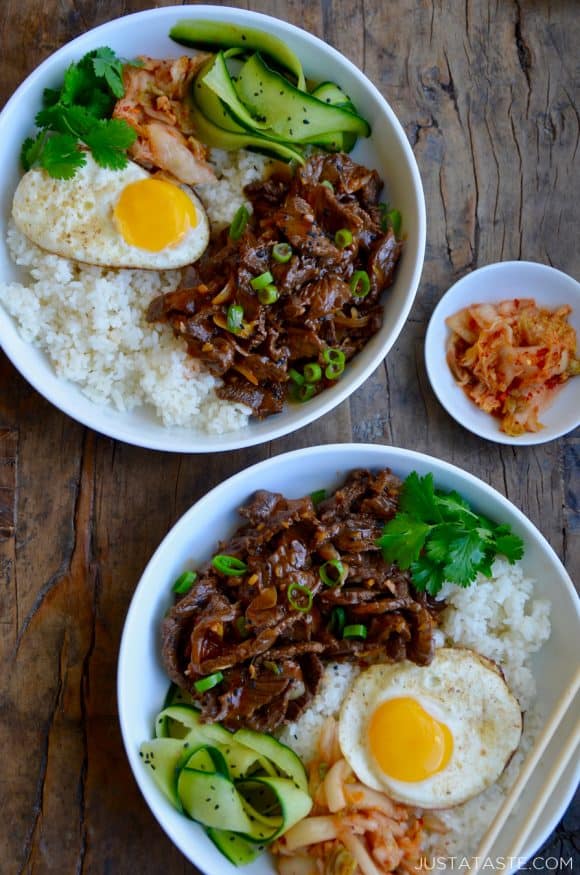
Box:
[1,1,578,872]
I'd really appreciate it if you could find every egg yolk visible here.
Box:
[114,178,198,251]
[368,697,453,782]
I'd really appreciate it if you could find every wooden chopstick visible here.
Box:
[502,718,580,864]
[472,666,580,874]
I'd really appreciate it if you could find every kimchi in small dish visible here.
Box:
[424,261,580,445]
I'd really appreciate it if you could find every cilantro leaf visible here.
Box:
[39,134,86,179]
[20,132,47,171]
[400,472,441,523]
[494,532,524,562]
[82,119,136,169]
[410,556,446,596]
[376,471,526,595]
[377,513,431,569]
[442,529,488,586]
[42,87,61,108]
[91,47,125,98]
[36,104,97,138]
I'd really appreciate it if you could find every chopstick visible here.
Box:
[502,718,580,864]
[472,666,580,875]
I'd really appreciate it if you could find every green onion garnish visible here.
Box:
[343,624,367,639]
[272,242,293,263]
[226,304,244,333]
[297,383,316,402]
[229,205,249,241]
[287,582,313,612]
[334,228,353,249]
[321,180,334,192]
[387,208,402,237]
[303,362,322,383]
[194,671,224,693]
[212,554,248,576]
[350,270,371,299]
[172,570,197,594]
[319,559,346,587]
[250,270,274,290]
[310,489,327,506]
[323,348,346,380]
[330,606,346,636]
[289,367,305,385]
[258,284,279,305]
[264,660,282,675]
[235,616,249,638]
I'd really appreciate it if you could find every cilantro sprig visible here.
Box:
[20,47,137,180]
[377,472,524,596]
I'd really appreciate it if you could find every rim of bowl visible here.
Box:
[0,5,426,453]
[425,260,580,446]
[117,442,580,870]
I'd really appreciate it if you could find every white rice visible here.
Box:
[279,557,551,862]
[0,149,269,432]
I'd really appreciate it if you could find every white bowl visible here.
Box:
[0,5,425,453]
[425,261,580,445]
[118,443,580,874]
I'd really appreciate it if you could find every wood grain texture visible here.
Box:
[0,1,578,872]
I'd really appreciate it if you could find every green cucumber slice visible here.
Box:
[169,19,306,90]
[236,776,313,841]
[190,101,305,164]
[311,81,356,112]
[177,769,256,834]
[235,53,371,143]
[156,705,232,745]
[232,728,309,793]
[139,737,189,810]
[201,52,269,131]
[206,827,264,865]
[192,67,247,134]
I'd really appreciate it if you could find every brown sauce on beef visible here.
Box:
[161,468,440,732]
[147,153,403,417]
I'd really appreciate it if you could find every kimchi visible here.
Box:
[446,298,580,436]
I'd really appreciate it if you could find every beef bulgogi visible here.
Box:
[147,153,403,416]
[161,469,440,733]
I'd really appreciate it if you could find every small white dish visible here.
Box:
[424,261,580,445]
[118,443,580,874]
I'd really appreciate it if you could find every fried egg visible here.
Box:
[12,153,209,269]
[338,648,522,808]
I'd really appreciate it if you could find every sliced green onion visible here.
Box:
[287,582,313,612]
[321,180,334,192]
[194,671,224,693]
[227,304,244,332]
[235,616,250,638]
[330,606,346,636]
[297,383,316,402]
[322,348,346,366]
[250,270,274,290]
[319,560,346,587]
[325,362,345,380]
[378,202,389,232]
[272,242,293,263]
[172,570,197,594]
[343,624,367,639]
[289,367,305,386]
[258,284,279,305]
[229,204,249,241]
[212,554,248,576]
[387,208,402,237]
[303,362,322,383]
[334,228,353,249]
[350,270,371,299]
[263,660,282,675]
[323,348,346,381]
[310,489,327,506]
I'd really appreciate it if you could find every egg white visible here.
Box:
[338,648,522,808]
[12,153,209,270]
